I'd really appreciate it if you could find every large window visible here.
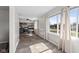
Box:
[49,14,61,34]
[70,7,79,38]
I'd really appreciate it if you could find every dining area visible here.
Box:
[19,19,34,36]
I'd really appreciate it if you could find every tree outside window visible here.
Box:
[70,7,79,38]
[49,14,61,34]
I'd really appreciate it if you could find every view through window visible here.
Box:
[49,14,61,34]
[70,7,79,37]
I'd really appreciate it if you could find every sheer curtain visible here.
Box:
[58,6,71,52]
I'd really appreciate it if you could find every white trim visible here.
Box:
[49,14,61,35]
[48,32,59,36]
[76,16,78,37]
[70,7,79,38]
[71,36,79,39]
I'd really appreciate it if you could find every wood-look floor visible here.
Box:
[16,33,62,53]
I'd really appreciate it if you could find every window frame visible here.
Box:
[49,13,61,35]
[70,7,79,38]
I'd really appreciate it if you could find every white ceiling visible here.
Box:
[16,6,55,18]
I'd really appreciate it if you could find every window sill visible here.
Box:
[48,32,59,36]
[71,36,79,40]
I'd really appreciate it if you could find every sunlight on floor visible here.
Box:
[29,42,53,53]
[16,34,62,53]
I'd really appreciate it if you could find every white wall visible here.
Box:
[70,37,79,53]
[35,6,79,53]
[9,6,79,53]
[47,33,59,46]
[0,8,9,43]
[9,6,19,53]
[37,16,46,39]
[34,20,39,35]
[35,7,64,46]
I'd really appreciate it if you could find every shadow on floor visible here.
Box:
[16,33,62,53]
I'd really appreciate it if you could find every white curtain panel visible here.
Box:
[64,7,71,52]
[58,7,71,52]
[58,7,65,51]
